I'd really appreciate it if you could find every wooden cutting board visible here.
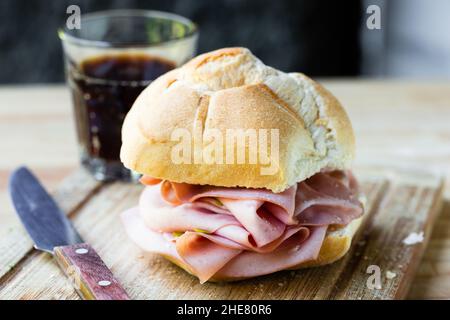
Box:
[0,166,443,300]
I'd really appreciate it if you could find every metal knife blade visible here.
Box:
[9,166,83,253]
[8,167,130,300]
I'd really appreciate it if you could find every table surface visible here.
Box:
[1,81,449,299]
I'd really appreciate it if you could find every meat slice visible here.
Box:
[122,170,363,282]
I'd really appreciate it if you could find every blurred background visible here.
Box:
[2,0,450,84]
[1,1,450,300]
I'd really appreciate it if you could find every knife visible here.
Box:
[9,167,130,300]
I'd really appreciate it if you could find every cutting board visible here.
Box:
[0,166,443,300]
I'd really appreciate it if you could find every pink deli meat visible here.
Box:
[121,170,363,282]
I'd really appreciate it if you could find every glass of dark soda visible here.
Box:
[59,10,198,181]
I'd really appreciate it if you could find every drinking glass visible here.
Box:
[59,10,198,181]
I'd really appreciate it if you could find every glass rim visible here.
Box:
[58,9,198,48]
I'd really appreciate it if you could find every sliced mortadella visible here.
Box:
[254,225,309,253]
[173,227,311,282]
[139,185,240,233]
[220,198,285,247]
[121,208,320,282]
[175,232,242,283]
[194,199,231,215]
[306,172,354,200]
[188,185,297,219]
[123,170,363,283]
[120,208,181,260]
[139,176,162,186]
[160,180,183,205]
[139,185,296,250]
[160,181,297,223]
[298,205,361,226]
[213,224,309,253]
[215,226,327,279]
[295,180,363,226]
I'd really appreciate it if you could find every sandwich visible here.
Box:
[120,47,364,283]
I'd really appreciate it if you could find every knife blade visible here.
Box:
[9,166,129,300]
[9,167,83,253]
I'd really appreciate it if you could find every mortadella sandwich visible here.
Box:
[120,47,364,283]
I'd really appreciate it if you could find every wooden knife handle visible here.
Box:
[54,243,130,300]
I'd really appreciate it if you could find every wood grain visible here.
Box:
[1,82,450,298]
[0,167,442,300]
[330,175,444,299]
[0,168,101,280]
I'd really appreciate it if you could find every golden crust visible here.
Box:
[121,47,356,192]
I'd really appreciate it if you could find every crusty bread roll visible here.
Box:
[121,47,355,192]
[121,48,363,281]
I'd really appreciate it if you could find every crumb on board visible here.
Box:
[402,231,424,245]
[386,271,397,279]
[357,240,366,246]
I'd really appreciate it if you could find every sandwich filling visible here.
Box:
[121,170,363,283]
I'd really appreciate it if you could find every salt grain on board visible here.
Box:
[402,232,424,245]
[386,271,397,279]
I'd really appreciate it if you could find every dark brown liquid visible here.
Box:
[69,54,175,167]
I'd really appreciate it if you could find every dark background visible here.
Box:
[0,0,362,84]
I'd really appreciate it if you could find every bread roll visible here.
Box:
[120,48,364,281]
[121,47,355,192]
